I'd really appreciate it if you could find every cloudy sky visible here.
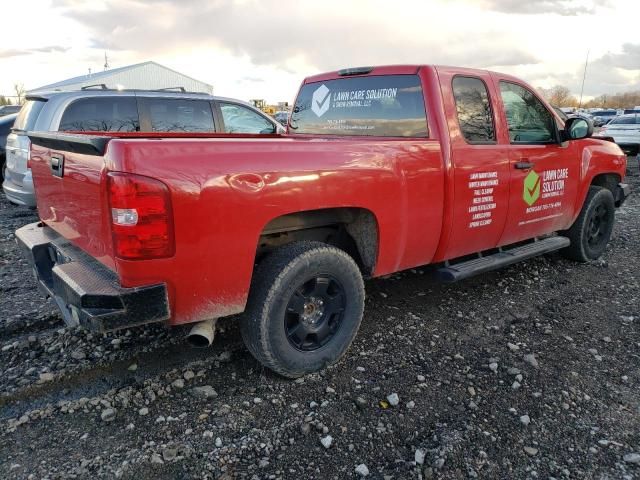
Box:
[1,0,639,104]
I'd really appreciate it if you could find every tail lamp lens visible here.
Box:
[107,172,175,260]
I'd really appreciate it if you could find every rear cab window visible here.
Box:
[290,74,427,137]
[60,97,139,132]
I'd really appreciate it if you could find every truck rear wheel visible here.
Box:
[240,241,365,378]
[560,186,615,262]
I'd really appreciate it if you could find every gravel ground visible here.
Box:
[0,161,639,480]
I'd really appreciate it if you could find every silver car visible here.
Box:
[3,100,45,206]
[599,114,640,156]
[2,89,285,207]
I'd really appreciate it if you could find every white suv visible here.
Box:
[3,89,284,207]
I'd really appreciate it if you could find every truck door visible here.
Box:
[494,79,579,246]
[438,72,511,260]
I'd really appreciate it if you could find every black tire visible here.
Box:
[240,241,365,378]
[560,186,615,262]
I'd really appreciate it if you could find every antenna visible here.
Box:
[88,67,92,79]
[104,52,109,71]
[578,49,589,109]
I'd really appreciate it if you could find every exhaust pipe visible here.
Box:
[186,318,217,348]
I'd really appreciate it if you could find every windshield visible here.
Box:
[608,115,639,125]
[290,74,427,137]
[13,99,46,131]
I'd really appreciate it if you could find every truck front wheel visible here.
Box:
[560,186,615,262]
[240,241,365,378]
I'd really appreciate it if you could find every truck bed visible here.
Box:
[28,131,446,325]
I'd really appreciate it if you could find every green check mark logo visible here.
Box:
[523,170,541,206]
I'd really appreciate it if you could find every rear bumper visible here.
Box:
[15,222,170,332]
[2,169,35,207]
[615,182,631,207]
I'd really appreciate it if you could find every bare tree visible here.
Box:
[538,85,577,107]
[584,91,640,109]
[13,83,25,105]
[549,86,577,107]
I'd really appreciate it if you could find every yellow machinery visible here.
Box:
[250,99,277,116]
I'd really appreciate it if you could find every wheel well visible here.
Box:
[591,173,620,196]
[257,208,379,276]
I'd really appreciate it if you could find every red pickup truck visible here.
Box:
[17,65,629,377]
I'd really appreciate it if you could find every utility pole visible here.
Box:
[104,52,109,71]
[578,49,589,109]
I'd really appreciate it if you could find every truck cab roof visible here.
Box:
[302,64,522,84]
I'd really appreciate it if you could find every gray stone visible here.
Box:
[101,408,116,422]
[523,354,539,368]
[623,453,640,464]
[355,464,370,476]
[162,448,177,461]
[523,446,538,456]
[39,373,54,382]
[171,379,184,389]
[190,385,218,399]
[320,435,333,449]
[71,350,86,360]
[387,393,400,406]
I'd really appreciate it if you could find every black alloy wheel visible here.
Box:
[240,241,365,378]
[284,275,346,351]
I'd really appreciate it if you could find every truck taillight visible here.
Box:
[26,140,31,169]
[107,172,175,260]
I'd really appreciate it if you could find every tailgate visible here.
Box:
[28,133,116,270]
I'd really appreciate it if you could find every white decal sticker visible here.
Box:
[311,84,331,117]
[520,168,569,225]
[467,171,498,229]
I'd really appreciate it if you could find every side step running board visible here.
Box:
[436,236,570,283]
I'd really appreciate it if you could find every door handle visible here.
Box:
[50,154,64,177]
[514,161,534,170]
